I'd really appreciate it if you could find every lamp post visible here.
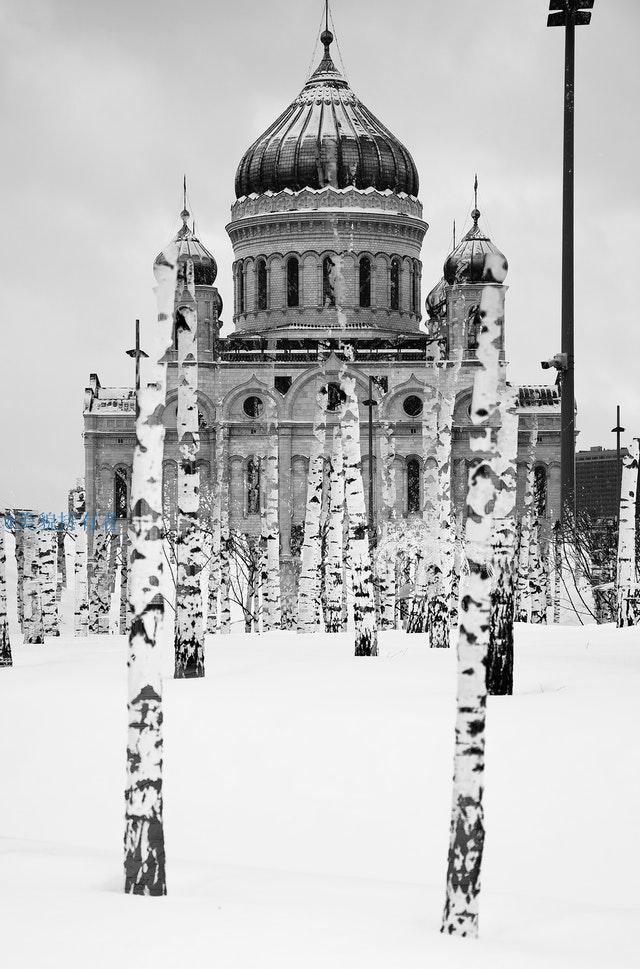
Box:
[547,0,595,519]
[126,318,148,394]
[611,405,625,520]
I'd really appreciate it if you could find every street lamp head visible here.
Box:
[547,0,594,27]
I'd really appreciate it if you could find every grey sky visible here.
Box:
[1,0,638,510]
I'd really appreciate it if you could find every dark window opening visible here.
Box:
[114,468,128,520]
[238,263,245,314]
[323,256,335,306]
[327,382,345,411]
[412,261,420,314]
[407,459,420,514]
[403,394,423,417]
[287,257,299,308]
[243,395,264,419]
[247,458,261,514]
[256,258,267,311]
[275,375,292,396]
[390,258,400,310]
[534,466,547,517]
[467,305,481,349]
[359,256,371,308]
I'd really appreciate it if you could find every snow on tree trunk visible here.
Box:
[124,244,177,896]
[377,387,397,630]
[119,528,128,635]
[487,388,519,695]
[529,496,547,624]
[92,528,111,634]
[206,427,224,634]
[73,487,89,636]
[40,529,59,637]
[430,347,463,647]
[0,517,12,666]
[515,420,538,623]
[442,280,504,939]
[174,259,204,679]
[616,440,640,627]
[297,382,328,632]
[325,425,346,632]
[339,356,378,657]
[263,398,282,630]
[23,523,44,645]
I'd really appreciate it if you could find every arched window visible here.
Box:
[256,258,267,311]
[323,256,335,306]
[114,468,128,519]
[407,459,420,514]
[238,262,245,315]
[412,260,420,314]
[359,256,371,308]
[534,466,547,517]
[467,305,481,349]
[327,382,344,412]
[390,258,400,310]
[287,256,299,307]
[247,458,261,515]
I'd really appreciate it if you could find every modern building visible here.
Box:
[82,17,562,602]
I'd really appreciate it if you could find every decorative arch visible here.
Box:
[284,365,369,422]
[220,373,281,423]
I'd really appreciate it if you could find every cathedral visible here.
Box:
[83,19,561,567]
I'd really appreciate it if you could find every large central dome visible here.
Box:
[235,28,419,200]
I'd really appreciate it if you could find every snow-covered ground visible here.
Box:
[1,609,638,968]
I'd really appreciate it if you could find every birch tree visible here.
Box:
[339,356,378,656]
[0,517,12,667]
[487,387,518,695]
[206,427,224,634]
[40,528,59,637]
[515,420,538,623]
[73,486,89,636]
[616,440,640,627]
[442,279,505,938]
[263,396,282,629]
[119,527,128,635]
[23,524,44,645]
[407,367,439,634]
[297,382,328,632]
[14,519,25,634]
[124,244,177,896]
[377,390,397,629]
[173,259,205,678]
[325,425,346,632]
[218,424,232,633]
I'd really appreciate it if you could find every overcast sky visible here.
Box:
[1,0,638,511]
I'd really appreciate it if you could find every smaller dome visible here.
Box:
[443,208,507,285]
[425,276,448,320]
[156,208,218,286]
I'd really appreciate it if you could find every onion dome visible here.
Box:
[235,27,419,199]
[425,276,448,320]
[443,208,508,285]
[155,206,218,286]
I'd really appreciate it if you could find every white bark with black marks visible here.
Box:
[23,524,44,645]
[0,517,12,666]
[218,425,232,633]
[325,426,346,632]
[124,244,177,896]
[616,441,640,627]
[442,281,504,939]
[515,421,538,623]
[73,488,89,636]
[174,260,204,678]
[263,398,282,629]
[297,382,328,632]
[340,358,378,657]
[40,529,59,637]
[377,390,397,630]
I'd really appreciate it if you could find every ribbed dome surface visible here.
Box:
[155,209,218,286]
[235,33,419,199]
[443,209,508,286]
[425,276,448,320]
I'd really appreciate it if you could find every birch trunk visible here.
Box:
[92,529,111,634]
[378,401,397,629]
[14,521,25,633]
[552,521,562,624]
[297,383,328,632]
[408,365,440,634]
[325,426,346,632]
[119,528,128,635]
[263,400,282,629]
[174,260,204,678]
[529,506,547,624]
[340,358,378,657]
[23,525,44,645]
[40,529,59,637]
[124,244,177,896]
[616,441,640,627]
[206,427,224,634]
[442,281,504,938]
[73,488,89,636]
[487,388,518,695]
[56,528,66,595]
[0,518,12,666]
[515,421,538,623]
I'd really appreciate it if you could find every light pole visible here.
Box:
[612,405,624,520]
[547,0,595,519]
[126,318,148,394]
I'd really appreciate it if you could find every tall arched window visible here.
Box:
[287,256,299,307]
[114,467,128,519]
[256,258,267,311]
[390,258,400,310]
[534,465,547,517]
[467,305,480,349]
[359,256,371,308]
[412,260,420,314]
[407,459,420,514]
[322,256,336,306]
[238,262,245,315]
[247,457,261,515]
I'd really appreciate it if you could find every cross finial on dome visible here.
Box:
[181,174,190,226]
[471,174,480,226]
[320,0,334,56]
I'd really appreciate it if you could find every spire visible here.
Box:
[181,174,190,226]
[471,174,480,226]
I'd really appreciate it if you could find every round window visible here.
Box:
[243,395,264,419]
[403,394,423,417]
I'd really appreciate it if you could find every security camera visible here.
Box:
[541,353,568,371]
